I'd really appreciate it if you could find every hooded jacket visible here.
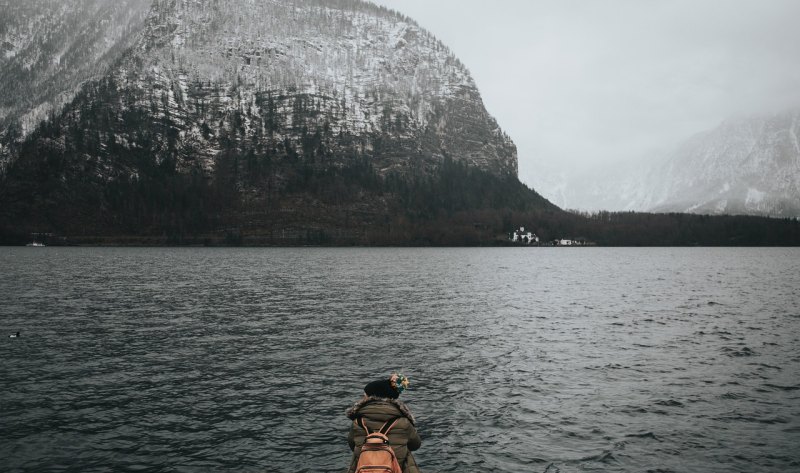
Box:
[346,396,421,473]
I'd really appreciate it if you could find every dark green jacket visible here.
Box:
[346,396,421,473]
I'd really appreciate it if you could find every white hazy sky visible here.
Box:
[370,0,800,186]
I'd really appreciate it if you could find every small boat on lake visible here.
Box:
[26,233,47,246]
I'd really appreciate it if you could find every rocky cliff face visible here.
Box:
[139,0,516,175]
[533,110,800,218]
[1,0,516,180]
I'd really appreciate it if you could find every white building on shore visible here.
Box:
[511,227,539,244]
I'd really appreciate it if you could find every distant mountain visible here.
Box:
[645,110,800,217]
[0,0,549,242]
[533,109,800,217]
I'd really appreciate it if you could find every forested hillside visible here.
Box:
[0,0,533,244]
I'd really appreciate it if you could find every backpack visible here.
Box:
[354,416,403,473]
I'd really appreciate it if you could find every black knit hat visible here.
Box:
[364,379,399,399]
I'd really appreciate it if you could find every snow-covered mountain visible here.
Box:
[534,110,800,217]
[645,110,800,217]
[1,0,516,179]
[0,0,535,238]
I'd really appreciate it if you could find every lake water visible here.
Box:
[1,247,799,472]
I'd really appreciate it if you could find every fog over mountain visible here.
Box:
[543,109,800,217]
[373,0,800,215]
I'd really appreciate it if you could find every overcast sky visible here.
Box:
[370,0,800,186]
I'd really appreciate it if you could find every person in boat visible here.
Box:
[346,373,421,473]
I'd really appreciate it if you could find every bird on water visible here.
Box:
[9,331,20,338]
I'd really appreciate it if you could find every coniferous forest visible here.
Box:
[2,135,798,247]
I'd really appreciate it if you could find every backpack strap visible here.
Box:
[379,416,402,436]
[358,416,371,436]
[358,416,403,437]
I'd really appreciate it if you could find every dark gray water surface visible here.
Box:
[1,247,799,472]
